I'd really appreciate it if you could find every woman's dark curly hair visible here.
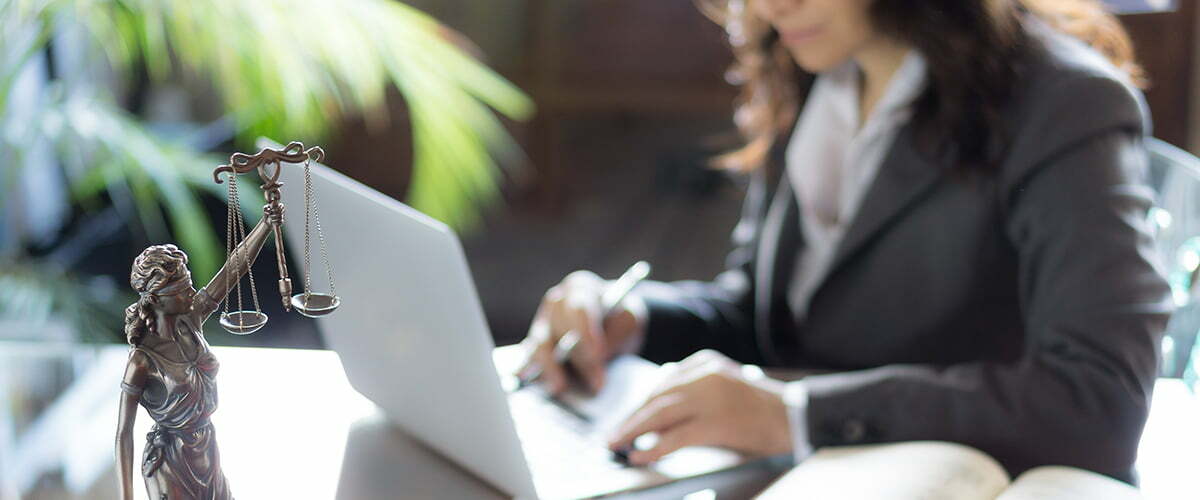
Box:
[698,0,1145,171]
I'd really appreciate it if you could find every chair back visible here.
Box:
[1145,137,1200,379]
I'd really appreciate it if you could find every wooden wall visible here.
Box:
[1122,1,1197,148]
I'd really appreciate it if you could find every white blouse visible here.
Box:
[784,51,929,320]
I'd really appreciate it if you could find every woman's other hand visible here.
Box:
[606,350,792,465]
[517,270,645,395]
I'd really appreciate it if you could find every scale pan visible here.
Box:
[291,293,340,318]
[219,311,269,335]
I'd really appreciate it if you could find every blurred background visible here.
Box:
[2,0,1197,349]
[2,0,1200,498]
[0,0,750,351]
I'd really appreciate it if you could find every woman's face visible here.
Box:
[750,0,877,72]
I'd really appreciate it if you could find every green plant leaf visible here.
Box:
[1,0,534,336]
[78,0,535,228]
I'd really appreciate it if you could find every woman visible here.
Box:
[115,205,281,500]
[519,0,1171,483]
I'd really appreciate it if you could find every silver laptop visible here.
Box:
[269,140,745,499]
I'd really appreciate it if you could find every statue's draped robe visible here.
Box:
[125,295,232,500]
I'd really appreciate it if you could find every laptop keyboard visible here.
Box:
[508,389,624,472]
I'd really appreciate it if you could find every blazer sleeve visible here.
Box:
[798,74,1173,482]
[634,167,771,365]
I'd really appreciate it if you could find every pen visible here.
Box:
[517,261,651,390]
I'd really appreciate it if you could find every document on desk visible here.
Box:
[755,441,1142,500]
[551,355,665,432]
[495,348,667,434]
[501,352,744,468]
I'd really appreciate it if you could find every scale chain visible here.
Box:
[303,161,313,300]
[240,183,262,316]
[230,177,246,324]
[224,180,236,317]
[223,174,263,327]
[314,182,336,297]
[302,160,337,304]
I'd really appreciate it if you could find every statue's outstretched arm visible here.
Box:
[200,205,283,307]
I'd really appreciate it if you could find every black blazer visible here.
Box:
[633,24,1172,482]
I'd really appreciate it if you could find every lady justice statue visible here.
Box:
[114,143,335,500]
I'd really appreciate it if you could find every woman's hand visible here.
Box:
[607,350,792,465]
[517,270,645,395]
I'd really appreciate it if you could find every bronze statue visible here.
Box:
[114,207,279,500]
[115,142,335,500]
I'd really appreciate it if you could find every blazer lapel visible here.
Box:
[755,157,801,366]
[749,86,944,364]
[755,116,804,366]
[827,125,946,276]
